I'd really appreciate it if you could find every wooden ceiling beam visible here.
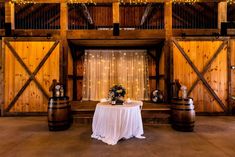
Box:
[80,4,94,25]
[140,3,153,26]
[2,0,227,4]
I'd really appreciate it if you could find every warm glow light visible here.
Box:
[227,0,235,4]
[68,0,96,5]
[10,0,36,4]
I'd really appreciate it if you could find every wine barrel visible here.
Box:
[171,97,195,132]
[48,96,71,131]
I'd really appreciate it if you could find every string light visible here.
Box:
[227,0,235,4]
[68,0,96,5]
[172,0,199,4]
[10,0,36,4]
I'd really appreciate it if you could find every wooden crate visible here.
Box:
[172,38,229,113]
[2,38,60,115]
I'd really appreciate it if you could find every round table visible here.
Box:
[91,101,145,145]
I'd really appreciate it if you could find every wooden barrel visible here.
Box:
[171,97,195,132]
[48,96,71,131]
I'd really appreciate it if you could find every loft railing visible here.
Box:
[173,2,218,29]
[1,2,234,31]
[68,4,113,30]
[228,4,235,22]
[0,3,4,29]
[68,3,164,30]
[15,3,60,29]
[120,4,164,30]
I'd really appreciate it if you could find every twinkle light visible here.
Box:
[68,0,96,5]
[10,0,36,4]
[227,0,235,4]
[172,0,199,4]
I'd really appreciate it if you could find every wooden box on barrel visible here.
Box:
[48,96,72,131]
[171,97,195,132]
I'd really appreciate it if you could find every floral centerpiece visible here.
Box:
[108,84,126,105]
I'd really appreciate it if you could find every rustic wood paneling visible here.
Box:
[68,4,113,29]
[173,40,228,113]
[148,54,156,94]
[0,40,3,112]
[159,49,165,92]
[0,3,4,29]
[67,45,73,100]
[173,3,218,29]
[4,41,60,112]
[228,4,235,21]
[67,79,73,101]
[15,3,60,29]
[231,39,235,96]
[68,47,73,75]
[120,4,164,29]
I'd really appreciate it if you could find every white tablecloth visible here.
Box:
[91,101,145,145]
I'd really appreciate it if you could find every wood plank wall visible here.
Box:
[76,55,84,100]
[67,46,73,100]
[159,47,165,93]
[0,40,3,112]
[148,49,156,94]
[68,4,113,29]
[228,4,235,21]
[4,41,60,112]
[231,39,235,113]
[173,40,228,113]
[120,4,164,29]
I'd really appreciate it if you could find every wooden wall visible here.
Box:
[173,40,228,113]
[67,46,73,100]
[68,4,113,29]
[0,40,3,113]
[148,49,156,95]
[3,40,60,113]
[159,48,165,93]
[120,4,164,29]
[230,39,235,113]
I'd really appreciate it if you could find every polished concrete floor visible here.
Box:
[0,116,235,157]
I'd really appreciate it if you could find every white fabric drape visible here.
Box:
[82,50,149,101]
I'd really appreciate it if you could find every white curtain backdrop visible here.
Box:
[82,50,149,101]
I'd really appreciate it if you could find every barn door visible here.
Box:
[172,38,229,113]
[2,38,60,116]
[230,39,235,113]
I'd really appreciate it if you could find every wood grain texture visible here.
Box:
[231,39,235,96]
[173,40,228,113]
[0,40,3,109]
[4,41,60,112]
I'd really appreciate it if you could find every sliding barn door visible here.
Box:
[173,38,229,113]
[2,38,60,115]
[231,39,235,113]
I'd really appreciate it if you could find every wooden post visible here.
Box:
[228,40,232,114]
[112,1,120,24]
[218,1,227,29]
[5,0,15,30]
[164,0,173,102]
[60,2,68,95]
[112,1,120,36]
[164,0,172,39]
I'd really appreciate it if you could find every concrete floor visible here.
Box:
[0,116,235,157]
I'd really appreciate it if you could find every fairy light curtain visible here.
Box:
[82,50,150,101]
